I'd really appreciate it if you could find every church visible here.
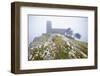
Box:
[46,21,68,36]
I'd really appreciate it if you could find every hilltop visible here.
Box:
[28,33,88,60]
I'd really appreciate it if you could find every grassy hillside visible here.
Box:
[28,33,88,61]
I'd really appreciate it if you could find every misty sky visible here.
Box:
[28,15,88,43]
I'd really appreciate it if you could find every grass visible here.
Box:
[29,34,88,60]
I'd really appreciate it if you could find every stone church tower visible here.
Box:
[46,21,52,33]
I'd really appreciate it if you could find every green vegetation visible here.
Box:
[28,33,88,61]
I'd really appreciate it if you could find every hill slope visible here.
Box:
[28,33,88,60]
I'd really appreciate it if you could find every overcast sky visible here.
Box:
[28,15,88,43]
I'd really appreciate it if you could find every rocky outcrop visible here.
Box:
[28,33,88,61]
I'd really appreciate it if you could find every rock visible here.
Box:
[28,33,88,60]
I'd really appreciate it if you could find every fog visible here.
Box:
[29,15,88,43]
